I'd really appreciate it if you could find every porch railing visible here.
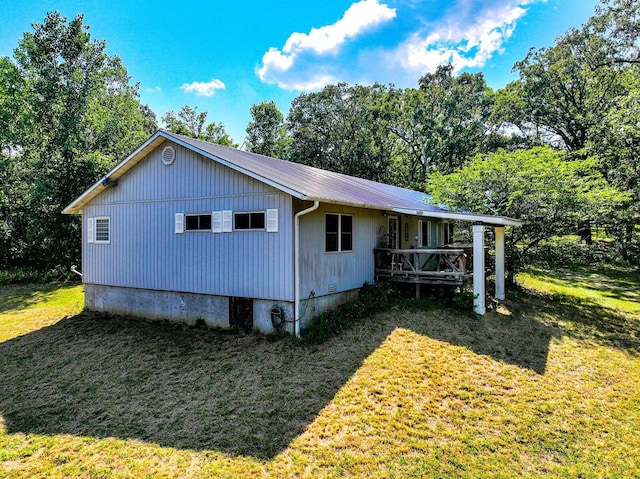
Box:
[374,248,471,286]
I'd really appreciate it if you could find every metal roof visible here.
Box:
[63,130,522,226]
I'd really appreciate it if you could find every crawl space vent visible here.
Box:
[161,146,176,166]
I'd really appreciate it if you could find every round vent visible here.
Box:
[161,146,176,165]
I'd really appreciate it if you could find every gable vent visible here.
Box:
[162,146,176,165]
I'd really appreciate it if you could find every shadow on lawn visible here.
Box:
[0,303,559,458]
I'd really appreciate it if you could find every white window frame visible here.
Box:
[419,220,432,248]
[94,216,110,244]
[325,213,353,253]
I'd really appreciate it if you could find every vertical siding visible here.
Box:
[298,204,380,297]
[84,142,294,301]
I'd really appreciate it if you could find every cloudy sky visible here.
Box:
[1,0,599,145]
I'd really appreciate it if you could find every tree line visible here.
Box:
[0,0,638,274]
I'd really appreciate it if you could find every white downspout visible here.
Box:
[294,201,320,338]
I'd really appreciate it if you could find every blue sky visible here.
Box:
[1,0,599,145]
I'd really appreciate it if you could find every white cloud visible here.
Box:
[398,2,530,74]
[180,79,226,96]
[258,0,396,90]
[145,86,162,93]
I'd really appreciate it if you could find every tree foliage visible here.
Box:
[426,147,628,271]
[245,100,289,157]
[162,105,237,147]
[0,12,156,269]
[286,83,394,183]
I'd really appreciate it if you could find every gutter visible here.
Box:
[294,201,320,338]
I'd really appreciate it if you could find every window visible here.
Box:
[95,217,110,244]
[440,221,454,245]
[185,214,212,231]
[234,212,265,230]
[419,220,431,247]
[325,213,353,252]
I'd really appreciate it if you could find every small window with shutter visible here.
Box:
[94,217,110,244]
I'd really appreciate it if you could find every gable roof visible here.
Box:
[63,130,521,226]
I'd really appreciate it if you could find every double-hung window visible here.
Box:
[325,213,353,252]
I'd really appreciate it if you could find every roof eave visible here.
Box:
[392,207,523,226]
[62,131,169,214]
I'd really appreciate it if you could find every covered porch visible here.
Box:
[374,208,522,314]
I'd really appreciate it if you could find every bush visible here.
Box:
[0,266,79,285]
[523,236,610,269]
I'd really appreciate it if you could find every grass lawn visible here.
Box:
[1,268,639,478]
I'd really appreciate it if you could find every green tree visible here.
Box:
[415,65,495,173]
[162,104,237,147]
[1,12,156,269]
[286,83,394,183]
[245,100,288,157]
[497,30,624,152]
[426,147,627,271]
[204,122,237,148]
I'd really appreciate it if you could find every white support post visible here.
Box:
[495,226,505,300]
[472,224,486,315]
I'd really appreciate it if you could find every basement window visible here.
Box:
[185,214,212,231]
[325,213,353,252]
[234,212,266,230]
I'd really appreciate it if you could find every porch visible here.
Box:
[373,223,511,314]
[374,247,472,288]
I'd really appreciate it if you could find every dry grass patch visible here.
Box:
[1,269,639,478]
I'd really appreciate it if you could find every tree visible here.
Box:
[286,83,394,183]
[414,65,495,173]
[245,101,288,157]
[162,104,237,147]
[204,122,237,148]
[426,147,627,272]
[1,12,157,269]
[497,30,624,152]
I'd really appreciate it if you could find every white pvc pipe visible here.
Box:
[294,201,320,337]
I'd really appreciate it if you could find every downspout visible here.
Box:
[294,201,320,338]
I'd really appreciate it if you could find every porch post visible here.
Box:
[495,226,505,300]
[472,223,486,315]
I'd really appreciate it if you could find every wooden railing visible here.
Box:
[374,248,471,286]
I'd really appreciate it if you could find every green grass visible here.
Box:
[1,268,639,478]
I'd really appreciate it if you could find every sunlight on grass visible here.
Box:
[0,284,84,343]
[1,272,640,478]
[518,267,640,317]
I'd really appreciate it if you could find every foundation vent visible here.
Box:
[328,284,337,294]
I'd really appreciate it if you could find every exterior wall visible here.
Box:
[83,141,294,302]
[296,202,381,303]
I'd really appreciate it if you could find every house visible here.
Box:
[63,130,521,335]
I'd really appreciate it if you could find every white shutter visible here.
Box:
[212,211,223,233]
[87,217,95,243]
[222,210,233,232]
[266,209,278,233]
[175,213,184,234]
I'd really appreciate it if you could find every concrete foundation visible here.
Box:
[84,284,359,335]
